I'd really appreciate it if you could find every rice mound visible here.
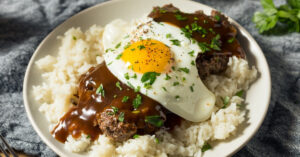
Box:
[33,25,257,157]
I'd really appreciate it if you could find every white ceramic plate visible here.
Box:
[23,0,271,156]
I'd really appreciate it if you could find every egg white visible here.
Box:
[102,18,215,122]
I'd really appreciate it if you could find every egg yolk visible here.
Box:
[121,39,172,73]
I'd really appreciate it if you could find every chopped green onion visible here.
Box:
[133,134,140,139]
[96,84,105,97]
[118,112,125,122]
[201,142,212,152]
[115,42,121,49]
[145,115,164,127]
[116,82,122,90]
[116,53,123,59]
[235,90,244,97]
[122,96,129,103]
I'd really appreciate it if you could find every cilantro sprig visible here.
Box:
[253,0,300,34]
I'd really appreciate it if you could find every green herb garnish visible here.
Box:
[175,14,187,20]
[227,37,235,43]
[188,50,195,57]
[134,86,141,92]
[111,106,119,114]
[118,112,125,122]
[222,96,230,108]
[96,84,105,97]
[122,96,129,103]
[175,95,180,99]
[116,53,123,59]
[210,34,221,51]
[133,134,140,139]
[253,0,300,34]
[214,15,221,21]
[116,81,122,90]
[137,45,146,50]
[166,33,172,38]
[198,42,210,52]
[191,60,195,65]
[201,142,212,152]
[115,42,121,49]
[173,82,180,86]
[162,87,167,92]
[178,67,190,73]
[133,94,142,109]
[141,72,160,85]
[170,39,181,46]
[165,74,171,80]
[73,36,77,40]
[235,90,244,97]
[124,73,130,80]
[145,115,164,127]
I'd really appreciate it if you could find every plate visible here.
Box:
[23,0,271,156]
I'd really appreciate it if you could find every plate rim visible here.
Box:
[23,0,271,156]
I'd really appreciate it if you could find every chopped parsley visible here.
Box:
[166,33,172,38]
[116,53,123,59]
[105,48,114,53]
[131,73,137,79]
[227,37,235,43]
[133,134,140,139]
[141,72,160,85]
[131,48,136,51]
[116,81,122,90]
[111,106,119,114]
[96,84,105,97]
[214,15,221,21]
[144,83,152,89]
[222,96,230,108]
[173,82,180,86]
[124,43,131,49]
[155,137,160,144]
[170,39,181,46]
[210,34,221,51]
[107,61,113,66]
[190,86,194,92]
[122,96,129,103]
[175,95,180,99]
[191,60,195,65]
[127,81,135,89]
[137,45,146,50]
[115,42,121,49]
[201,142,212,152]
[175,14,187,20]
[198,42,210,53]
[118,112,125,122]
[188,50,195,57]
[165,74,171,80]
[162,87,167,92]
[235,90,244,97]
[72,36,77,40]
[159,8,167,13]
[124,73,130,80]
[133,94,142,109]
[145,115,164,127]
[134,86,141,92]
[178,67,190,73]
[86,135,90,139]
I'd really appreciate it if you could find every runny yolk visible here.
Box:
[121,39,172,74]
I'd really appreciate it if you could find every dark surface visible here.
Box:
[0,0,299,156]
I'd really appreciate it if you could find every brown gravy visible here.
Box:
[52,63,180,143]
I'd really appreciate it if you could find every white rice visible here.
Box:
[33,25,257,157]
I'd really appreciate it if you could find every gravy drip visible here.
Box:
[149,6,245,58]
[52,63,180,143]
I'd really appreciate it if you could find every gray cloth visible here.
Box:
[0,0,299,156]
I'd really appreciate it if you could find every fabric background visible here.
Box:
[0,0,299,156]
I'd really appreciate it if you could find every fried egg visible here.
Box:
[102,18,215,122]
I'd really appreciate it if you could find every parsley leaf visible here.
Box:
[96,84,105,97]
[201,142,212,152]
[145,115,164,127]
[178,67,190,73]
[170,39,181,46]
[175,14,187,20]
[141,72,160,85]
[116,81,122,90]
[122,96,129,103]
[111,106,119,114]
[118,112,125,122]
[133,94,142,109]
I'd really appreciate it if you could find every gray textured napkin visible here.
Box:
[0,0,299,156]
